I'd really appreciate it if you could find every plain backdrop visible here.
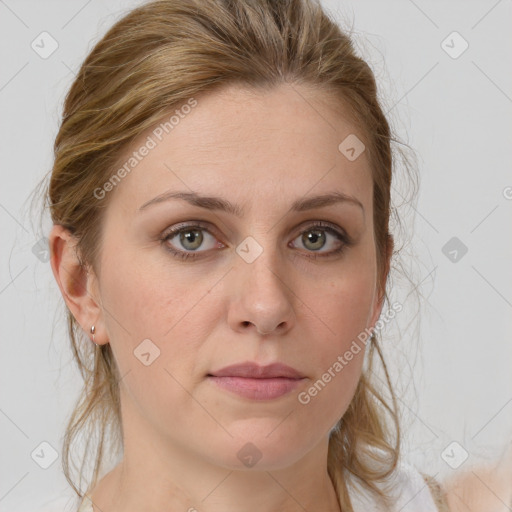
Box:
[1,0,511,510]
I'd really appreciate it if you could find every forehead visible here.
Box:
[108,83,373,214]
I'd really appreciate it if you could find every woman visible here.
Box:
[45,0,456,510]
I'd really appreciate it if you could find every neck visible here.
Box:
[90,429,342,512]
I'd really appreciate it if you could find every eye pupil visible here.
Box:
[303,230,326,251]
[180,229,203,250]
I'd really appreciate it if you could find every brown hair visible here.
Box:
[40,0,422,509]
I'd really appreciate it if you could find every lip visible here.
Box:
[208,362,304,379]
[207,362,306,401]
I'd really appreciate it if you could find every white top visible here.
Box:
[348,459,440,511]
[36,459,439,512]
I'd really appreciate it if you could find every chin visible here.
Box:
[204,430,317,472]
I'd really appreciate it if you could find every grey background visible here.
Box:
[1,0,511,509]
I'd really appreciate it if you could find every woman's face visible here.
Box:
[90,83,384,470]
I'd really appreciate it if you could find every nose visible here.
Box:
[227,250,295,337]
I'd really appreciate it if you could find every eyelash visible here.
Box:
[160,221,353,261]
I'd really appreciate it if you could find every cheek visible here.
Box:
[102,235,205,328]
[316,266,376,348]
[99,248,177,352]
[98,251,212,423]
[299,265,375,389]
[99,245,224,385]
[291,278,374,432]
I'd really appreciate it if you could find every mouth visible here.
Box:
[208,361,304,379]
[207,362,306,401]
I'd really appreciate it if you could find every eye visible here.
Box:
[161,222,223,260]
[160,221,352,261]
[290,222,351,259]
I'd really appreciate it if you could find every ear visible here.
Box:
[368,234,394,331]
[48,224,107,345]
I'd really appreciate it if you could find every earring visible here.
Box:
[90,325,96,344]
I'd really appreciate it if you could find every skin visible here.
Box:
[50,82,393,512]
[444,445,512,511]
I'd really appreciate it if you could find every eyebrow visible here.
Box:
[138,190,364,216]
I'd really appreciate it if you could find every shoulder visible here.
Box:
[441,447,512,512]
